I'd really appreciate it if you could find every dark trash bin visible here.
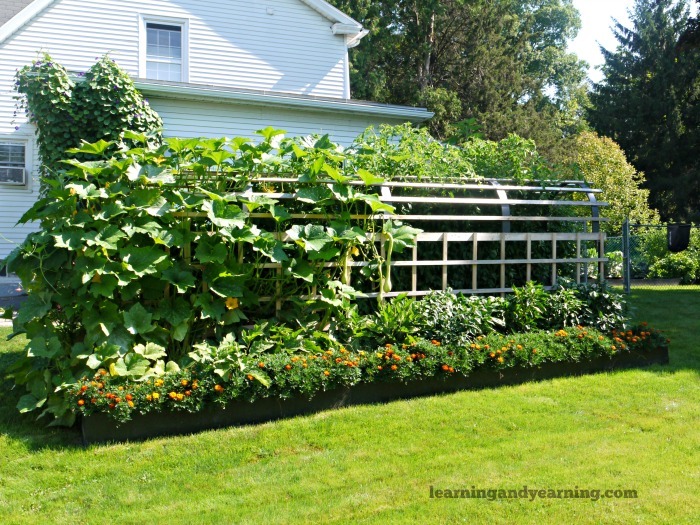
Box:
[667,224,691,253]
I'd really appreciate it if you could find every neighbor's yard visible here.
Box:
[0,287,698,524]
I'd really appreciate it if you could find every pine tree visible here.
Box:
[589,0,699,221]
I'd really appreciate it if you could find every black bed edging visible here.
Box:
[81,345,669,445]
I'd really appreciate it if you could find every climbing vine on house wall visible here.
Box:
[14,53,162,187]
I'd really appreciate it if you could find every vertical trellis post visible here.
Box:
[472,234,478,291]
[442,233,448,291]
[500,233,506,295]
[551,232,558,287]
[575,232,581,284]
[526,233,532,282]
[411,244,418,293]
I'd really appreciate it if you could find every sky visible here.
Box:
[568,0,635,84]
[569,0,699,84]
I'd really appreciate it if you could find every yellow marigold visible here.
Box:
[152,392,160,400]
[225,297,239,310]
[214,384,225,393]
[127,400,134,408]
[181,379,189,387]
[323,370,330,376]
[497,357,504,364]
[154,379,164,387]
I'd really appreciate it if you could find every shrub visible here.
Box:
[648,252,699,284]
[554,279,628,332]
[416,290,505,346]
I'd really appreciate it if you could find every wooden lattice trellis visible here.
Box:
[176,176,608,308]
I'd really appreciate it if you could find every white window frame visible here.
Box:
[0,136,33,192]
[139,15,189,82]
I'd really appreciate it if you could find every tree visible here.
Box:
[589,0,699,221]
[328,1,588,157]
[559,132,659,233]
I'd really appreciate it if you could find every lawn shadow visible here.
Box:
[0,349,83,451]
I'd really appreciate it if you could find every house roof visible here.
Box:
[0,0,367,47]
[134,79,433,122]
[0,0,33,28]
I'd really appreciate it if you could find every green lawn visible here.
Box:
[0,288,698,524]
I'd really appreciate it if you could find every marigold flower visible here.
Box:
[168,392,178,400]
[127,401,134,408]
[497,357,504,364]
[391,365,398,371]
[246,374,254,380]
[431,340,441,346]
[214,384,225,393]
[146,395,153,402]
[152,392,160,400]
[258,362,265,368]
[285,364,292,370]
[155,379,164,387]
[181,379,189,387]
[377,365,383,370]
[323,370,330,376]
[225,297,239,310]
[185,390,191,396]
[441,364,449,371]
[77,399,85,406]
[80,385,88,393]
[125,394,133,401]
[532,349,538,354]
[489,352,496,358]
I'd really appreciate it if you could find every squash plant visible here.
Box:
[4,131,420,425]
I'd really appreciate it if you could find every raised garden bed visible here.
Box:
[82,344,668,444]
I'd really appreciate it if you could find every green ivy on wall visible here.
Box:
[14,53,162,189]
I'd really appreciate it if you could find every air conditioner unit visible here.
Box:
[0,167,26,185]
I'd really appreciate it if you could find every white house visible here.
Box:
[0,0,432,264]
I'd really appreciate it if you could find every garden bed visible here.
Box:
[82,344,668,444]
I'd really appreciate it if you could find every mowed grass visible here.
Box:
[0,288,698,524]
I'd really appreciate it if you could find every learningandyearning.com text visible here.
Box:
[429,486,638,502]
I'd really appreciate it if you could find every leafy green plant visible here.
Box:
[362,294,422,345]
[555,278,628,332]
[416,290,505,346]
[15,54,162,188]
[66,323,668,424]
[648,252,699,284]
[4,130,424,425]
[504,281,550,332]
